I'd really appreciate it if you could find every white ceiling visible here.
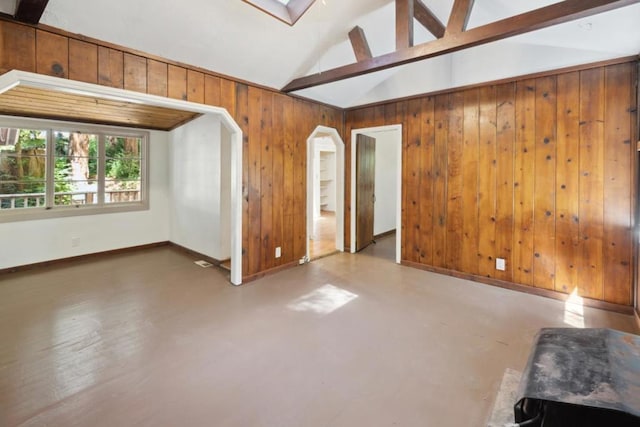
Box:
[1,0,639,108]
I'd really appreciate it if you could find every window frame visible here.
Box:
[242,0,316,26]
[0,116,149,223]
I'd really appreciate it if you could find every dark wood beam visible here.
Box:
[446,0,475,34]
[14,0,49,24]
[349,26,373,62]
[414,0,446,39]
[396,0,414,50]
[283,0,639,92]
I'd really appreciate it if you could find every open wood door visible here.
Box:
[356,134,376,252]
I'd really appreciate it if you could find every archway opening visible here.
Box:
[306,126,345,260]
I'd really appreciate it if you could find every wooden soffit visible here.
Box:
[0,71,206,131]
[283,0,640,92]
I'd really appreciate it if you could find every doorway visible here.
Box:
[306,126,345,260]
[351,125,402,264]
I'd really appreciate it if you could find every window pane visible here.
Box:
[105,136,142,204]
[54,131,98,206]
[105,180,141,203]
[54,180,98,206]
[0,128,47,210]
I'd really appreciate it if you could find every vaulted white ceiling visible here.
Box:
[1,0,638,108]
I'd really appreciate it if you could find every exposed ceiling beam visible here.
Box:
[414,0,446,39]
[446,0,475,34]
[282,0,639,92]
[396,0,414,50]
[14,0,50,24]
[349,26,373,62]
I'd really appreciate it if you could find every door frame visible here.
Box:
[306,126,345,259]
[350,125,402,264]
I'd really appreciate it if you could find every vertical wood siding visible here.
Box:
[0,21,343,280]
[345,62,638,306]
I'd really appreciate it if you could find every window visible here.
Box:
[242,0,316,26]
[0,118,148,222]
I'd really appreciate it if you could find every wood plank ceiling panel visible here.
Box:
[0,86,200,130]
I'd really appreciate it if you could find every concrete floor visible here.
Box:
[0,235,637,427]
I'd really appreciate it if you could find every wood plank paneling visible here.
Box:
[344,60,636,306]
[204,75,221,106]
[478,85,497,278]
[0,86,198,130]
[405,99,422,263]
[292,100,310,261]
[446,92,464,271]
[98,47,124,88]
[632,64,639,314]
[147,59,168,97]
[432,94,449,268]
[461,89,479,275]
[0,21,36,74]
[578,68,605,300]
[532,76,556,290]
[187,70,204,104]
[513,80,536,286]
[235,83,250,277]
[554,72,581,294]
[419,96,435,265]
[603,63,633,305]
[272,94,286,267]
[68,39,97,84]
[123,53,146,93]
[168,65,187,101]
[36,30,67,78]
[261,92,274,271]
[495,83,515,283]
[247,86,262,276]
[282,96,295,263]
[219,78,236,115]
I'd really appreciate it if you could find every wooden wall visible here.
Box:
[345,61,638,306]
[0,20,343,280]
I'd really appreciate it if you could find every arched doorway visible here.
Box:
[306,126,345,260]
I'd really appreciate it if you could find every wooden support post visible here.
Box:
[414,0,446,38]
[396,0,414,50]
[349,26,373,62]
[446,0,475,34]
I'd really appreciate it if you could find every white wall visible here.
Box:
[363,130,398,236]
[0,130,171,269]
[169,114,230,261]
[219,125,231,257]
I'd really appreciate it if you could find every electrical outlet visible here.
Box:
[275,246,281,258]
[71,237,80,248]
[496,258,506,271]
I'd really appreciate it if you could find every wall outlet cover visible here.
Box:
[496,258,506,271]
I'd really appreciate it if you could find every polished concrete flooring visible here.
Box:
[0,236,637,427]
